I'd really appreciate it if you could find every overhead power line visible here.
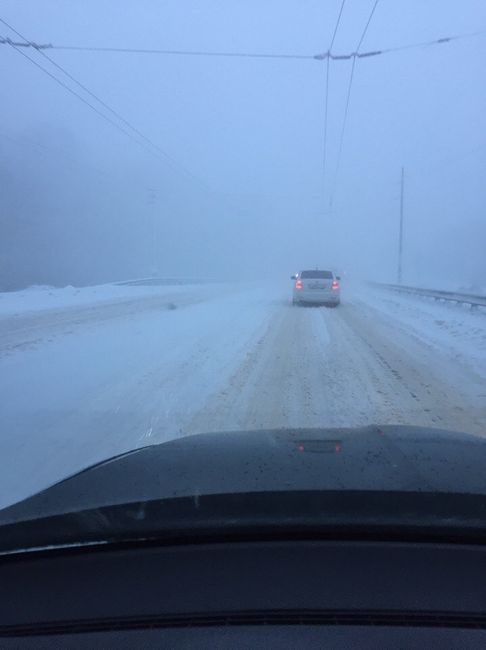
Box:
[0,36,51,49]
[2,15,485,206]
[5,41,139,141]
[17,41,315,60]
[323,0,347,195]
[2,28,485,60]
[329,0,347,52]
[356,0,380,51]
[381,30,486,55]
[330,0,380,207]
[0,17,206,188]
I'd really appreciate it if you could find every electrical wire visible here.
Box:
[330,0,380,207]
[2,28,486,61]
[0,17,207,188]
[3,13,485,204]
[380,29,486,55]
[356,0,380,51]
[5,41,139,141]
[323,0,347,194]
[329,0,347,52]
[47,43,315,59]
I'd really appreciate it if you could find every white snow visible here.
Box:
[0,282,279,507]
[0,280,217,317]
[358,284,486,381]
[1,279,486,509]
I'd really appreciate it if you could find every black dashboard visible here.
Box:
[3,426,486,648]
[1,538,486,648]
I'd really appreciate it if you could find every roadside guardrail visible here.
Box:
[374,283,486,311]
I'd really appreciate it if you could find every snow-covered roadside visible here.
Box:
[0,280,224,318]
[0,284,280,508]
[356,285,486,380]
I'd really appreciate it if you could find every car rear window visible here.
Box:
[300,271,333,279]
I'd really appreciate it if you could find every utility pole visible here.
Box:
[398,166,404,284]
[147,188,158,277]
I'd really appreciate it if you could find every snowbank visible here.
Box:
[0,281,212,318]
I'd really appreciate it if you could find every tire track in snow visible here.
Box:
[188,297,486,436]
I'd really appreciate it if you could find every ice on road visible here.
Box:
[1,281,486,508]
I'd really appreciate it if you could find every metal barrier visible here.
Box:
[375,283,486,310]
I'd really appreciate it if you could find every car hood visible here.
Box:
[1,425,486,552]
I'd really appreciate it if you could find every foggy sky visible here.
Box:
[1,0,486,289]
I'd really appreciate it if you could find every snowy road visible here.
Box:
[188,294,486,436]
[1,282,486,508]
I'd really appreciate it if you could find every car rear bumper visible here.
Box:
[293,290,340,304]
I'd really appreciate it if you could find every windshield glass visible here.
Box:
[1,0,486,512]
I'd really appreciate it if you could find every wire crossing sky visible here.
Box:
[1,0,485,288]
[1,28,485,59]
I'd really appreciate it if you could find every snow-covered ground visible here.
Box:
[0,280,220,317]
[0,280,486,508]
[360,285,486,380]
[0,281,274,507]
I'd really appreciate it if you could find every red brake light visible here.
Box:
[332,280,339,290]
[295,280,303,289]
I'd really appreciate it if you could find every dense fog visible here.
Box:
[1,0,485,290]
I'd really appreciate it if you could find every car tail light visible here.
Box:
[332,280,339,290]
[295,279,303,289]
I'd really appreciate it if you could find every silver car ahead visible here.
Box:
[291,270,340,307]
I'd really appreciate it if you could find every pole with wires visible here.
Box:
[147,188,159,277]
[2,27,484,59]
[398,166,405,284]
